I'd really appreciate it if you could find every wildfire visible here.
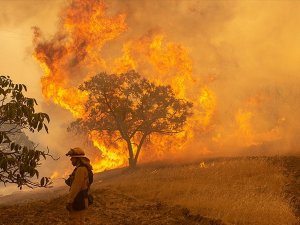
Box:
[89,131,127,172]
[212,97,283,150]
[50,170,70,180]
[32,0,126,118]
[50,171,59,179]
[32,0,288,174]
[113,32,193,98]
[32,0,216,173]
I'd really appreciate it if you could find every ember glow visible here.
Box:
[88,130,127,172]
[31,0,300,173]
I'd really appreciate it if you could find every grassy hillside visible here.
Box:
[0,157,299,225]
[98,157,299,225]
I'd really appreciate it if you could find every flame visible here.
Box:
[196,87,217,127]
[32,0,127,118]
[236,109,253,136]
[234,108,282,147]
[112,32,218,162]
[50,171,59,179]
[32,0,288,174]
[50,170,70,180]
[33,0,288,174]
[113,33,193,98]
[33,0,217,173]
[212,95,283,150]
[89,130,127,172]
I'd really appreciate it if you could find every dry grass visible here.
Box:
[98,158,298,225]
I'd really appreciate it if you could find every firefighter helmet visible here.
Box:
[66,147,85,157]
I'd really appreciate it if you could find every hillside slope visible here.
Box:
[0,187,223,225]
[0,157,299,225]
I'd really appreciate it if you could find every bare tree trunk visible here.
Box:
[133,133,147,166]
[126,139,136,168]
[128,157,136,168]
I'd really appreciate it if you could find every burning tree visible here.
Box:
[0,75,52,188]
[69,71,193,168]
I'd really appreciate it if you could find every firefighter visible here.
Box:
[65,147,93,225]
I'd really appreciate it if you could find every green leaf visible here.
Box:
[22,146,27,153]
[10,143,15,151]
[35,169,39,178]
[29,168,35,177]
[0,159,4,168]
[1,160,7,171]
[37,122,43,132]
[44,124,49,133]
[14,144,19,151]
[30,160,36,168]
[44,113,50,123]
[33,119,39,129]
[40,177,45,186]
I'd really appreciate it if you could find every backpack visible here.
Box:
[85,166,93,186]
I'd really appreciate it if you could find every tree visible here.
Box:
[69,71,193,168]
[0,75,52,189]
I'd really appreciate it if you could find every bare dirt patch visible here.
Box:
[0,188,224,225]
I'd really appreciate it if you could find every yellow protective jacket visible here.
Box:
[67,166,89,204]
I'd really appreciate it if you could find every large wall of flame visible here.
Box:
[110,0,300,156]
[116,0,300,156]
[1,0,300,181]
[29,0,218,170]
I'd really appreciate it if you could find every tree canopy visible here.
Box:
[69,71,193,168]
[0,75,52,188]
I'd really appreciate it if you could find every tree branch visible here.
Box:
[134,132,148,163]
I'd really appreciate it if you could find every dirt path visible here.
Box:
[0,187,224,225]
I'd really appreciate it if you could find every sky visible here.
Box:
[1,0,300,194]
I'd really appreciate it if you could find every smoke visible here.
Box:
[36,0,300,159]
[0,0,65,30]
[1,0,300,191]
[202,0,300,155]
[103,0,300,156]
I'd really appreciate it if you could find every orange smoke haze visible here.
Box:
[1,0,300,182]
[32,0,217,173]
[31,0,300,174]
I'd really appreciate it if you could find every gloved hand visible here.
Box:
[66,203,73,211]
